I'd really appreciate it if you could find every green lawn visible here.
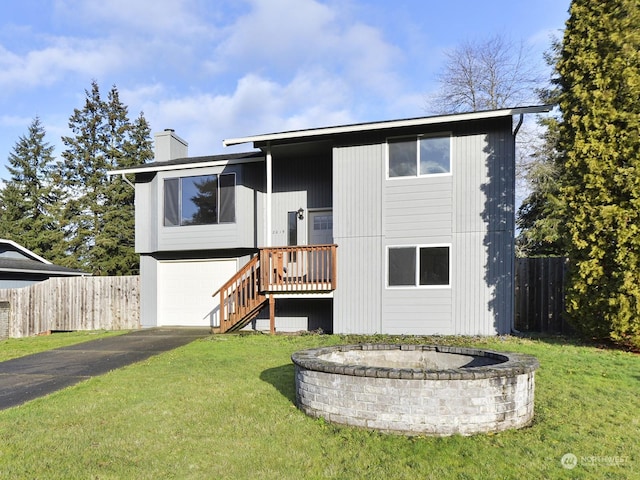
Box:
[0,330,125,362]
[0,333,638,479]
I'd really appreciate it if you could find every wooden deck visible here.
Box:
[213,244,337,333]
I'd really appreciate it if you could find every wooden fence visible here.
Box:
[514,257,572,333]
[0,276,140,339]
[0,261,569,338]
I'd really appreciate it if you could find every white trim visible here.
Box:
[109,155,263,176]
[223,105,552,147]
[386,243,452,289]
[386,132,453,180]
[0,267,86,276]
[266,144,273,247]
[161,172,237,227]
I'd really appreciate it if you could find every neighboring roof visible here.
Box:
[0,239,86,277]
[0,238,51,264]
[223,105,553,147]
[0,257,86,276]
[110,151,264,176]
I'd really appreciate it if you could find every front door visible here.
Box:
[307,210,333,282]
[308,210,333,245]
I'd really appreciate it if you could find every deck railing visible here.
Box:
[213,244,337,333]
[214,255,265,334]
[260,244,337,292]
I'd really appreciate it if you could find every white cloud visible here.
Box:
[211,0,404,97]
[0,114,32,128]
[0,38,127,90]
[53,0,214,38]
[135,70,354,156]
[214,0,336,66]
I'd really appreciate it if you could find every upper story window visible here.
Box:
[164,173,235,226]
[388,135,451,178]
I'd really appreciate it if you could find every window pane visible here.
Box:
[313,215,332,231]
[219,173,235,223]
[287,211,298,246]
[419,247,449,285]
[388,139,417,177]
[164,178,179,226]
[388,247,416,286]
[420,136,450,175]
[182,175,217,225]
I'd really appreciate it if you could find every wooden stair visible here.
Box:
[212,244,337,334]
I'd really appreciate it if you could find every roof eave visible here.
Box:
[0,239,52,265]
[223,105,553,147]
[109,153,264,176]
[0,268,87,276]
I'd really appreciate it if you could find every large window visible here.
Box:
[164,173,235,226]
[388,135,451,178]
[388,245,450,287]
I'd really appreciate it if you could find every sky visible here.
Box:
[0,0,570,179]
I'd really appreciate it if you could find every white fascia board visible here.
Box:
[223,105,553,147]
[0,239,52,265]
[0,267,86,276]
[109,155,264,176]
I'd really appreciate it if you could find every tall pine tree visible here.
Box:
[59,81,152,275]
[0,117,66,262]
[516,40,566,257]
[558,0,640,347]
[59,81,107,271]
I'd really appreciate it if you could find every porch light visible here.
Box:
[297,208,304,220]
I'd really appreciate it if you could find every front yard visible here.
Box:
[0,332,637,479]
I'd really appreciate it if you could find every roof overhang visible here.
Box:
[0,238,52,265]
[0,267,86,276]
[223,105,553,147]
[109,153,263,176]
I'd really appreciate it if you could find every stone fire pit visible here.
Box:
[292,344,539,436]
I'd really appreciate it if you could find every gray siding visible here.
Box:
[333,118,515,335]
[452,122,515,334]
[139,255,158,327]
[384,177,453,239]
[382,173,454,332]
[135,178,157,252]
[270,155,332,246]
[333,143,384,334]
[0,279,42,289]
[135,162,263,254]
[251,298,333,333]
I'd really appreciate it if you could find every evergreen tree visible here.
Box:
[59,81,108,271]
[516,41,566,257]
[0,117,66,262]
[557,0,640,347]
[59,81,152,275]
[94,95,152,275]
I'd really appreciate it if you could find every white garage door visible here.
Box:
[157,259,237,327]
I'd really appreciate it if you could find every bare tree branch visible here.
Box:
[427,34,543,114]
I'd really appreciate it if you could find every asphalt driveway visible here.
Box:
[0,327,210,410]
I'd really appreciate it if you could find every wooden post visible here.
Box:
[269,295,275,334]
[219,291,225,333]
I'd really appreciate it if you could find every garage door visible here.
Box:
[157,259,238,327]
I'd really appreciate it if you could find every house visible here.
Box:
[112,106,550,335]
[0,239,86,289]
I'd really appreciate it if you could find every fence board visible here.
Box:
[0,276,140,339]
[514,257,571,333]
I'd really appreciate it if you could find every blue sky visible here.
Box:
[0,0,569,178]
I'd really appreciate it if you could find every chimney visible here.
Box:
[154,129,188,162]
